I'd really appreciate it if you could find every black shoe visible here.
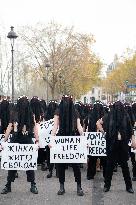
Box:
[103,186,110,192]
[1,186,11,194]
[132,177,136,181]
[41,164,48,171]
[56,170,59,178]
[30,184,38,194]
[113,167,117,172]
[47,172,52,178]
[15,172,18,178]
[126,188,134,194]
[57,183,65,195]
[87,176,94,180]
[77,184,84,196]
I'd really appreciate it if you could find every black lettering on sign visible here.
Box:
[8,145,14,152]
[3,162,7,168]
[101,140,105,146]
[29,146,34,152]
[14,155,20,160]
[9,155,14,160]
[87,133,96,140]
[26,154,32,161]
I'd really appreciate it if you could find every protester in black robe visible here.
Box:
[87,101,106,179]
[97,101,136,193]
[50,95,84,196]
[30,96,46,171]
[46,100,58,178]
[124,103,136,181]
[1,96,39,194]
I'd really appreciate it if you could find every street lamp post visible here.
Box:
[7,26,18,102]
[45,63,51,104]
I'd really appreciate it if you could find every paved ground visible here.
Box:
[0,163,136,205]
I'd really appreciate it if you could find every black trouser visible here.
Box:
[87,156,106,178]
[46,145,54,172]
[105,140,132,189]
[129,146,136,177]
[37,148,46,165]
[7,170,35,182]
[6,134,36,185]
[58,163,81,184]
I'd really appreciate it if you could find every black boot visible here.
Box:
[103,186,110,192]
[77,183,84,196]
[126,187,134,194]
[15,172,19,178]
[30,182,38,194]
[132,177,136,181]
[57,183,65,195]
[41,163,48,171]
[1,182,11,194]
[47,171,52,178]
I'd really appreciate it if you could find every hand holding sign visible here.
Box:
[131,134,136,149]
[0,144,2,151]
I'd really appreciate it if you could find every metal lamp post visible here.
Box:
[7,26,18,102]
[45,63,51,104]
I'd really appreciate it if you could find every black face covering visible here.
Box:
[113,101,125,129]
[59,96,77,136]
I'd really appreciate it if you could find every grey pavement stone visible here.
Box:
[0,163,136,205]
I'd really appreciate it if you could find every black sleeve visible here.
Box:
[54,108,59,116]
[102,113,109,132]
[75,109,80,119]
[126,114,134,138]
[84,116,88,129]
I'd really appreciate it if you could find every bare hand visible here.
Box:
[131,140,136,149]
[48,144,52,148]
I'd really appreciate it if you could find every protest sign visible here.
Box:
[131,147,136,153]
[38,119,54,148]
[0,134,12,144]
[86,132,106,156]
[131,128,136,153]
[50,135,87,163]
[0,134,12,157]
[1,143,38,170]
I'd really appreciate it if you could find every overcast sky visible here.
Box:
[0,0,136,65]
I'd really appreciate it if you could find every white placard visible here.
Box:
[131,147,136,153]
[0,134,12,144]
[1,143,38,170]
[50,135,87,163]
[86,132,106,156]
[38,119,54,148]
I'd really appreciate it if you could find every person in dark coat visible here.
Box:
[1,96,39,194]
[46,100,58,178]
[50,95,84,196]
[97,101,136,193]
[86,101,106,180]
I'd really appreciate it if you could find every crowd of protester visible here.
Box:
[0,94,136,196]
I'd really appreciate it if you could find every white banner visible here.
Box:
[50,135,87,163]
[86,132,106,156]
[1,143,38,170]
[38,119,54,148]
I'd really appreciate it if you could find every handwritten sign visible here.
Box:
[50,135,87,163]
[0,134,12,144]
[38,119,54,148]
[86,132,106,156]
[1,143,38,170]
